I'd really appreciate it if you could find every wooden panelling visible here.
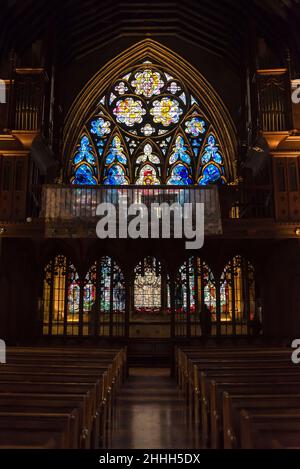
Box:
[0,154,29,221]
[273,156,300,222]
[288,158,300,221]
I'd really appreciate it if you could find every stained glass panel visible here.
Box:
[185,117,206,138]
[169,136,191,165]
[42,255,80,336]
[150,98,183,126]
[134,257,162,313]
[113,98,146,127]
[90,118,111,138]
[135,164,161,185]
[72,163,98,185]
[220,256,256,336]
[132,69,164,98]
[71,134,98,185]
[70,63,227,186]
[174,258,217,337]
[104,165,129,185]
[198,134,225,185]
[167,164,193,185]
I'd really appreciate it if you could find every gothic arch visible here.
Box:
[64,39,237,184]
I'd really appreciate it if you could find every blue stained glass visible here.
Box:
[71,68,228,187]
[185,117,206,137]
[169,136,191,165]
[202,134,223,165]
[117,154,127,164]
[72,164,97,185]
[106,153,115,165]
[90,118,111,138]
[97,140,105,156]
[74,136,96,165]
[105,136,127,165]
[212,152,223,164]
[168,164,193,185]
[104,165,128,185]
[199,164,221,185]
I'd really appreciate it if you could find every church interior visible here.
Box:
[0,0,300,453]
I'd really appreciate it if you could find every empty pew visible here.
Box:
[176,345,299,449]
[223,393,300,449]
[0,346,127,449]
[240,411,300,449]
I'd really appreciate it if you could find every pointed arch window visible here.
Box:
[69,62,228,185]
[220,256,256,336]
[71,135,98,185]
[134,257,163,313]
[198,134,226,185]
[42,255,80,336]
[134,143,162,185]
[175,257,216,337]
[42,255,125,337]
[167,136,193,185]
[103,135,130,185]
[84,257,126,337]
[174,255,257,337]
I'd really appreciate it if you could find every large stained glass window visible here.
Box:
[70,64,226,185]
[174,255,257,337]
[42,255,125,337]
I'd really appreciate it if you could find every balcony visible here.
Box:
[40,185,222,238]
[1,183,299,240]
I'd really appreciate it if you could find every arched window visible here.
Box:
[175,257,216,337]
[219,256,256,336]
[84,257,125,337]
[42,255,80,336]
[134,257,163,313]
[69,63,226,186]
[42,255,125,337]
[133,256,170,338]
[103,134,130,185]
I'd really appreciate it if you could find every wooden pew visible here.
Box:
[199,364,299,446]
[240,411,300,449]
[208,375,300,448]
[0,346,127,449]
[176,346,299,450]
[223,393,300,449]
[0,411,78,449]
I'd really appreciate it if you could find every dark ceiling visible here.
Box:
[0,0,300,71]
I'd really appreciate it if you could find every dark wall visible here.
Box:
[262,240,300,339]
[58,36,241,128]
[0,239,39,344]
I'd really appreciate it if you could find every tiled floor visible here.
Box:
[110,368,197,449]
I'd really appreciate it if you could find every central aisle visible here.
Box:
[110,368,196,449]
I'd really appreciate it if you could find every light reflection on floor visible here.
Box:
[110,368,197,449]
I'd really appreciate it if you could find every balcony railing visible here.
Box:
[0,184,275,225]
[40,184,223,237]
